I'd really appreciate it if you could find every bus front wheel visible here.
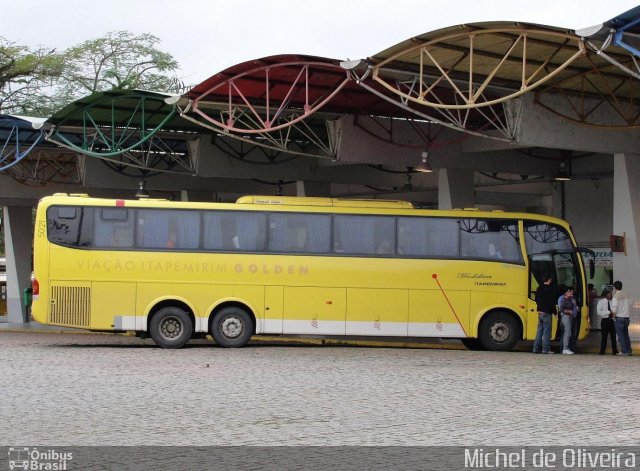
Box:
[210,307,253,348]
[150,307,193,349]
[478,311,521,351]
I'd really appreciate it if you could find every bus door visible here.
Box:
[552,251,588,339]
[528,254,559,340]
[528,251,585,340]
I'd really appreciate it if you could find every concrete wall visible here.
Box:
[564,177,614,246]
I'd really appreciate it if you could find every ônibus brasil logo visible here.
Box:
[8,447,73,470]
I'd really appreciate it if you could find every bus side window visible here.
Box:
[459,219,522,263]
[376,240,393,255]
[94,208,133,248]
[136,209,199,250]
[46,206,93,248]
[397,217,458,258]
[204,211,267,252]
[269,213,330,253]
[334,215,394,255]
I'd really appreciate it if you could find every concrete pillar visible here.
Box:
[3,206,33,323]
[437,168,474,210]
[613,154,640,299]
[295,181,331,197]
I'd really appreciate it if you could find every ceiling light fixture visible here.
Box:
[554,161,571,181]
[401,173,413,191]
[135,180,150,198]
[415,151,433,173]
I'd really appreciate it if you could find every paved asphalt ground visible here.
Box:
[0,331,637,447]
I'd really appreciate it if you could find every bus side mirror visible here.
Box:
[590,259,595,279]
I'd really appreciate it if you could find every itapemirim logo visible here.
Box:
[8,447,73,471]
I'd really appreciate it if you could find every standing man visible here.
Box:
[597,290,618,355]
[611,280,632,356]
[533,274,556,354]
[558,287,577,354]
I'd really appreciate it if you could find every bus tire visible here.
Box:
[461,338,486,351]
[478,311,521,351]
[210,307,253,348]
[150,307,193,349]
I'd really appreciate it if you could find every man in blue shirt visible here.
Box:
[558,287,577,354]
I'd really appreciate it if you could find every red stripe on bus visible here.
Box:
[432,273,469,337]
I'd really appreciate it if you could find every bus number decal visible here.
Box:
[37,220,46,238]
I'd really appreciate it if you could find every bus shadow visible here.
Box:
[44,341,328,350]
[43,340,545,353]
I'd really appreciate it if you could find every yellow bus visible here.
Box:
[31,194,593,350]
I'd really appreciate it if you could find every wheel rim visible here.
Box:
[160,316,183,340]
[221,316,243,339]
[489,321,510,343]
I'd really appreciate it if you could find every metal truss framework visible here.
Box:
[533,54,640,128]
[6,18,640,187]
[46,92,197,174]
[4,150,85,186]
[183,60,350,159]
[0,117,44,171]
[352,114,447,150]
[362,27,586,140]
[189,61,350,133]
[95,133,198,178]
[593,11,640,76]
[182,111,343,160]
[536,17,640,128]
[209,134,299,165]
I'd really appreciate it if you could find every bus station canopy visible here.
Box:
[4,6,640,178]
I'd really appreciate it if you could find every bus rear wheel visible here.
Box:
[210,307,253,348]
[478,311,521,351]
[150,307,192,349]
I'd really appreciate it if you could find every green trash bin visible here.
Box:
[23,287,33,317]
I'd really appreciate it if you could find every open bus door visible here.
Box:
[529,248,594,341]
[529,253,560,340]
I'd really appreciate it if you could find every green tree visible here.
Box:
[0,37,64,116]
[60,31,182,98]
[1,31,183,117]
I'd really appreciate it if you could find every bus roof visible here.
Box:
[38,193,571,228]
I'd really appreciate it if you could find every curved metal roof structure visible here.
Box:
[3,5,640,182]
[369,22,584,107]
[43,90,198,176]
[179,54,424,159]
[0,115,45,171]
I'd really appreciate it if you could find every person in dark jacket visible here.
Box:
[533,274,556,354]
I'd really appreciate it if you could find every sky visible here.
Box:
[2,0,638,86]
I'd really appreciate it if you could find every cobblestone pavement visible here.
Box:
[0,332,637,446]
